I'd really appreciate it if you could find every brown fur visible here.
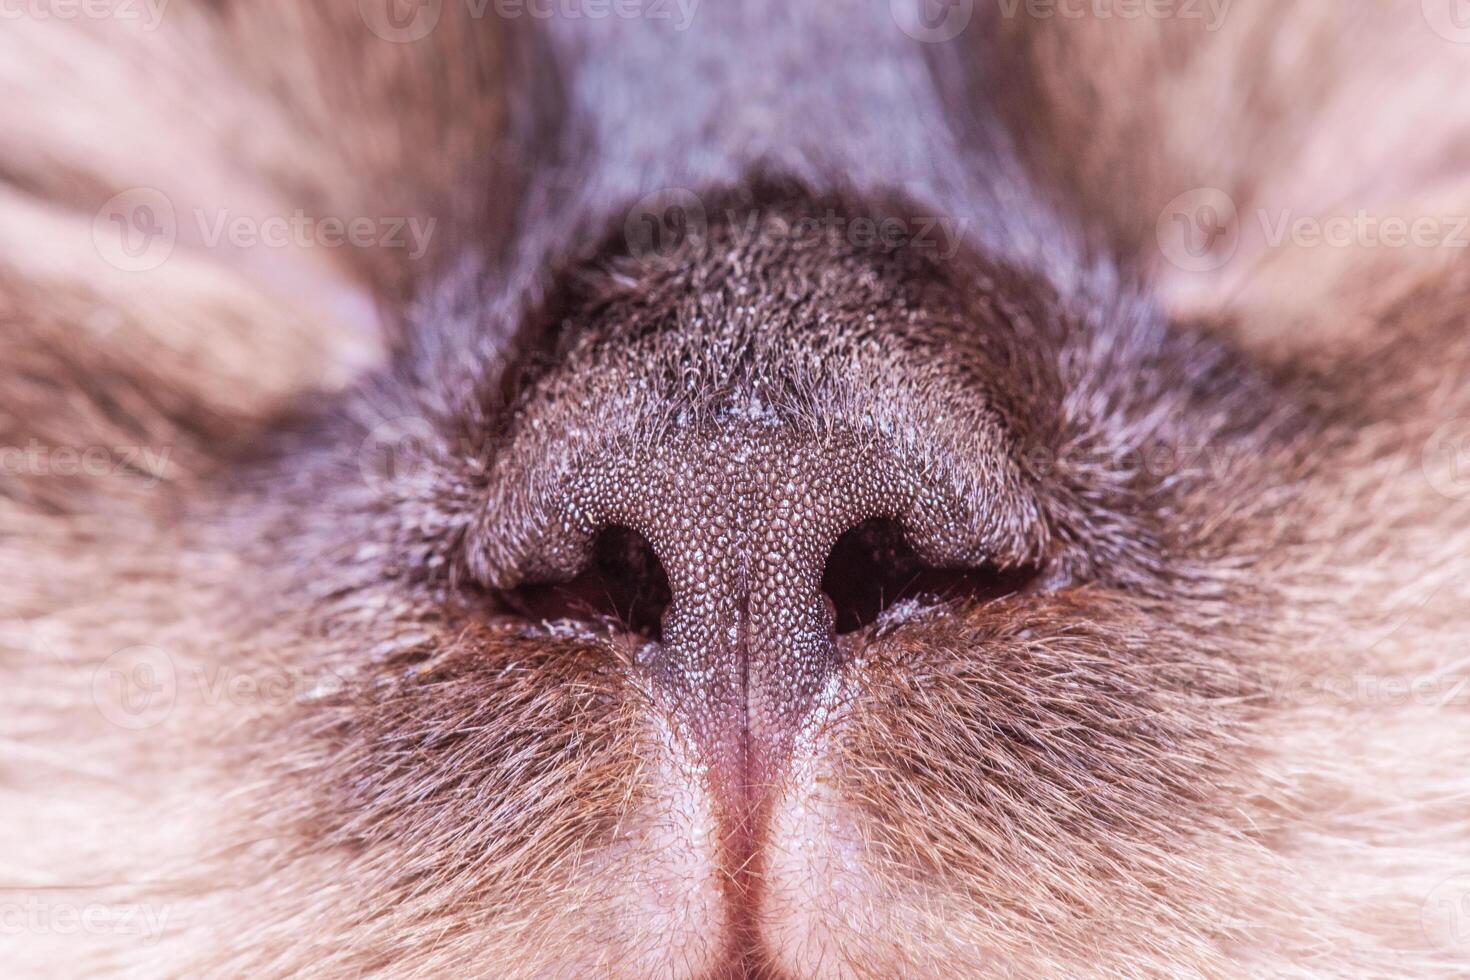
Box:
[2,2,1469,977]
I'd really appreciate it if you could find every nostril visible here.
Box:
[821,518,1038,635]
[497,525,672,640]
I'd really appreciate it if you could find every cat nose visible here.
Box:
[474,350,1049,819]
[565,423,931,804]
[476,388,1046,809]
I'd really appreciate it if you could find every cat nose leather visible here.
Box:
[564,420,966,808]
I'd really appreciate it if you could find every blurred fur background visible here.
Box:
[2,1,1470,976]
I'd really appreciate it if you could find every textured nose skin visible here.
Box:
[466,197,1052,851]
[456,194,1059,964]
[569,424,913,799]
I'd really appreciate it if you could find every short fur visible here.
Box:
[3,1,1469,977]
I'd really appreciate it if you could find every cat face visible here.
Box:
[3,3,1470,977]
